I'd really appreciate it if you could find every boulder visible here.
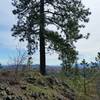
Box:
[0,91,7,96]
[6,87,14,95]
[31,92,40,99]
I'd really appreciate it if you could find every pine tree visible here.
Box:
[95,52,100,70]
[81,59,89,94]
[11,0,91,75]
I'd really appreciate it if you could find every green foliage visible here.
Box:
[11,0,91,71]
[27,56,33,70]
[95,52,100,69]
[74,62,80,76]
[54,70,100,100]
[80,59,89,94]
[95,52,100,61]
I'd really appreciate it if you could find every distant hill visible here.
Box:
[32,64,62,73]
[1,64,62,73]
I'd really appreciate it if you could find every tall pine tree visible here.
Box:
[11,0,91,75]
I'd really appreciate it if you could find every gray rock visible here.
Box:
[0,91,7,96]
[6,87,14,95]
[26,77,36,84]
[3,96,12,100]
[15,96,23,100]
[20,85,27,90]
[0,84,6,91]
[3,96,23,100]
[37,80,47,87]
[47,76,60,86]
[31,92,40,99]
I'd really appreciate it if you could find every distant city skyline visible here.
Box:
[0,0,100,65]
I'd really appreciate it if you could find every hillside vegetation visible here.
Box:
[0,70,75,100]
[0,69,100,100]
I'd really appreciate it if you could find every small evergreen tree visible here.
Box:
[90,61,97,73]
[95,52,100,70]
[27,56,33,70]
[74,59,80,77]
[81,59,89,94]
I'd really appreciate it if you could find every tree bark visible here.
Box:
[40,0,46,75]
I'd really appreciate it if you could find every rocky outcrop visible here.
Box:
[0,72,75,100]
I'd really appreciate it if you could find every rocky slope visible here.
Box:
[0,71,75,100]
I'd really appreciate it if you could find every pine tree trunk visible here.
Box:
[40,0,46,75]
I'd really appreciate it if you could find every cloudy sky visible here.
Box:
[0,0,100,65]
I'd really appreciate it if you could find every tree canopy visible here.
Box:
[12,0,91,74]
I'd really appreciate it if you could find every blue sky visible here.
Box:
[0,0,100,65]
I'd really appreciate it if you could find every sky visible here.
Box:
[0,0,100,65]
